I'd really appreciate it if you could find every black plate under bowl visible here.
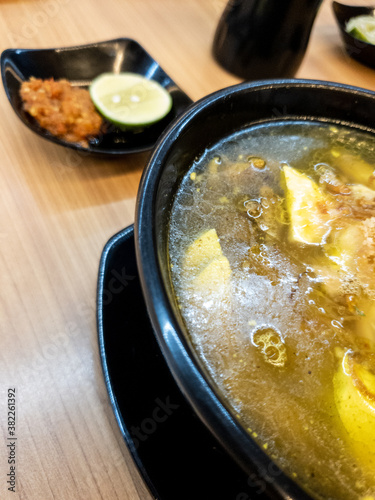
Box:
[1,38,193,156]
[96,225,274,500]
[333,1,375,69]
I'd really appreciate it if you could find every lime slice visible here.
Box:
[89,73,172,129]
[346,15,375,45]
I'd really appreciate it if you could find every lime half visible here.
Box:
[346,15,375,45]
[89,73,173,129]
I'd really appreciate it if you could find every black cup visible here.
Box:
[212,0,323,80]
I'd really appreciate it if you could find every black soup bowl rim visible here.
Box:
[135,78,375,499]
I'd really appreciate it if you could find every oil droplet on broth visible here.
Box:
[248,156,266,170]
[251,326,287,367]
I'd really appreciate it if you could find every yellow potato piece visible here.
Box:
[283,166,333,245]
[333,351,375,471]
[324,222,363,270]
[332,151,375,186]
[182,228,232,300]
[351,183,375,201]
[357,300,375,346]
[324,217,375,297]
[193,254,231,296]
[183,228,223,271]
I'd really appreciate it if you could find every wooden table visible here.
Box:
[0,1,374,498]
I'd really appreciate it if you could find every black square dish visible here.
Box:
[97,225,254,500]
[1,38,193,155]
[332,1,375,69]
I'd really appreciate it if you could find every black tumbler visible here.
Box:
[212,0,323,80]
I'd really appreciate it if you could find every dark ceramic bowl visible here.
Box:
[134,79,375,499]
[0,38,192,156]
[333,1,375,69]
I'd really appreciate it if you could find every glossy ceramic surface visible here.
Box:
[135,79,375,499]
[97,225,257,500]
[1,38,192,156]
[333,1,375,69]
[212,0,323,80]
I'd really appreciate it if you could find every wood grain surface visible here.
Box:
[0,0,374,499]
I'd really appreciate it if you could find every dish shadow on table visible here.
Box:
[14,136,150,213]
[329,40,375,78]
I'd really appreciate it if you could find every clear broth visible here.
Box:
[169,121,375,500]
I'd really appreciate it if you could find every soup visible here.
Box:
[168,121,375,499]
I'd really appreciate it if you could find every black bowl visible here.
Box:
[332,1,375,69]
[134,79,375,499]
[0,38,192,156]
